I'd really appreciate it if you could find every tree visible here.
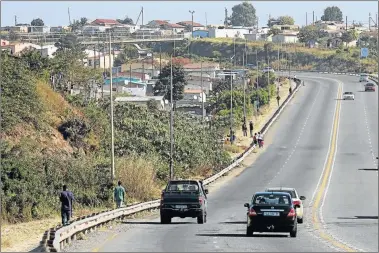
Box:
[341,30,358,47]
[20,48,50,73]
[153,64,187,104]
[268,27,281,36]
[278,15,295,25]
[55,34,86,55]
[80,17,88,26]
[116,16,134,25]
[230,1,257,27]
[321,6,343,22]
[31,18,44,26]
[297,25,320,43]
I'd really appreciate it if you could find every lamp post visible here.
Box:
[189,10,195,38]
[169,54,174,180]
[108,30,115,182]
[230,55,235,144]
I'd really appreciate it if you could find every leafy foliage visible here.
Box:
[321,6,343,22]
[297,25,321,43]
[31,18,44,26]
[153,63,187,102]
[230,1,257,27]
[278,16,295,25]
[116,16,134,25]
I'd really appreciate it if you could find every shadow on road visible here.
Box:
[338,216,378,220]
[122,221,193,225]
[197,233,288,238]
[219,221,246,224]
[358,168,378,171]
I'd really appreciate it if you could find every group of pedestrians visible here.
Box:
[59,181,127,226]
[253,132,264,148]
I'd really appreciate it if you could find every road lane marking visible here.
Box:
[91,232,119,252]
[309,81,364,252]
[363,105,377,171]
[268,82,322,186]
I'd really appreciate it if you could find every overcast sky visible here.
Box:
[1,1,378,27]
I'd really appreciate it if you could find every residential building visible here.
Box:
[90,19,121,27]
[272,32,299,43]
[315,21,346,31]
[146,20,171,28]
[186,75,213,94]
[37,44,58,58]
[111,24,140,34]
[146,20,185,34]
[1,42,40,55]
[1,39,9,46]
[50,26,71,33]
[272,24,300,32]
[6,26,28,33]
[83,51,115,69]
[183,62,220,78]
[115,96,166,110]
[121,62,158,79]
[183,89,206,103]
[208,27,252,38]
[82,25,108,35]
[177,21,206,31]
[192,30,209,38]
[27,26,50,33]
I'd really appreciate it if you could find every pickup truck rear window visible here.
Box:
[167,181,199,191]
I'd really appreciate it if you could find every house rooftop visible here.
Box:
[183,62,220,69]
[184,89,203,94]
[91,19,121,25]
[177,21,204,27]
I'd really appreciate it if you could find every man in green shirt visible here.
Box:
[114,181,126,208]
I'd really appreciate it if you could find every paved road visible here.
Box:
[69,74,378,252]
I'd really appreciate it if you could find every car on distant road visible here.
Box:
[262,67,275,73]
[160,180,208,224]
[245,192,298,237]
[359,74,369,82]
[343,91,355,100]
[265,187,306,224]
[365,82,376,92]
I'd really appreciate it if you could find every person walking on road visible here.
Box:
[242,122,247,137]
[289,86,293,94]
[257,132,264,148]
[276,95,281,107]
[249,121,254,137]
[253,133,258,146]
[60,185,74,226]
[114,181,126,208]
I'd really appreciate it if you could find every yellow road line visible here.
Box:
[92,232,119,252]
[311,83,357,252]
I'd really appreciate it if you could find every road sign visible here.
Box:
[361,48,369,58]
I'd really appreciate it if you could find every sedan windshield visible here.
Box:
[253,194,291,205]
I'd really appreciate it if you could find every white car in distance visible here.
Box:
[343,91,355,100]
[265,187,306,224]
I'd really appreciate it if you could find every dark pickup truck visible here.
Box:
[160,180,208,224]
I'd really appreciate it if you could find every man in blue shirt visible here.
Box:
[114,181,126,208]
[60,185,74,226]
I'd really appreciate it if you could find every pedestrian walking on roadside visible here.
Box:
[242,123,248,137]
[253,133,258,146]
[114,181,126,208]
[258,132,264,148]
[249,121,254,137]
[276,95,281,107]
[60,185,74,226]
[289,86,293,94]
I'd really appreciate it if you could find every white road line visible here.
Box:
[267,82,322,186]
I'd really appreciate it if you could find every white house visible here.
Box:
[37,44,58,58]
[82,25,108,35]
[183,89,206,103]
[183,62,220,78]
[83,51,115,69]
[208,27,252,38]
[272,32,299,43]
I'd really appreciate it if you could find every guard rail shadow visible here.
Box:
[40,76,304,252]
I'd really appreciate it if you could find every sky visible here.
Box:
[1,1,378,28]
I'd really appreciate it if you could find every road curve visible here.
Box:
[66,74,378,252]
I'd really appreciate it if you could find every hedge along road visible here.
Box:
[66,74,371,252]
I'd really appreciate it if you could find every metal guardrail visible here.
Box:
[40,78,302,252]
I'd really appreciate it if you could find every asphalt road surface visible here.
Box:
[68,73,378,252]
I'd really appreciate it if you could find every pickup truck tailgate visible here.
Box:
[162,191,200,204]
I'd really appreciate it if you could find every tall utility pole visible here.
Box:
[306,12,308,26]
[277,43,280,83]
[189,10,195,38]
[369,13,371,31]
[243,74,246,123]
[141,7,144,39]
[14,15,17,26]
[230,55,235,145]
[93,45,96,69]
[205,12,208,28]
[151,53,154,78]
[159,44,162,73]
[108,31,115,181]
[267,49,270,87]
[169,54,174,180]
[256,50,259,89]
[201,61,204,121]
[313,11,315,25]
[233,37,236,66]
[68,7,71,25]
[346,16,348,30]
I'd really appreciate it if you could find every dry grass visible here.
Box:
[116,156,162,203]
[227,79,292,159]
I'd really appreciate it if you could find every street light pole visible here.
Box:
[108,30,115,181]
[201,61,204,121]
[230,55,235,144]
[169,54,174,180]
[189,10,195,38]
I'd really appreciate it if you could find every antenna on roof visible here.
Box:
[68,7,72,25]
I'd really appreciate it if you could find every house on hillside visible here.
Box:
[91,19,121,27]
[37,44,58,58]
[1,42,40,55]
[272,32,299,43]
[28,26,50,33]
[183,62,220,78]
[177,21,206,31]
[82,25,108,35]
[186,75,213,94]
